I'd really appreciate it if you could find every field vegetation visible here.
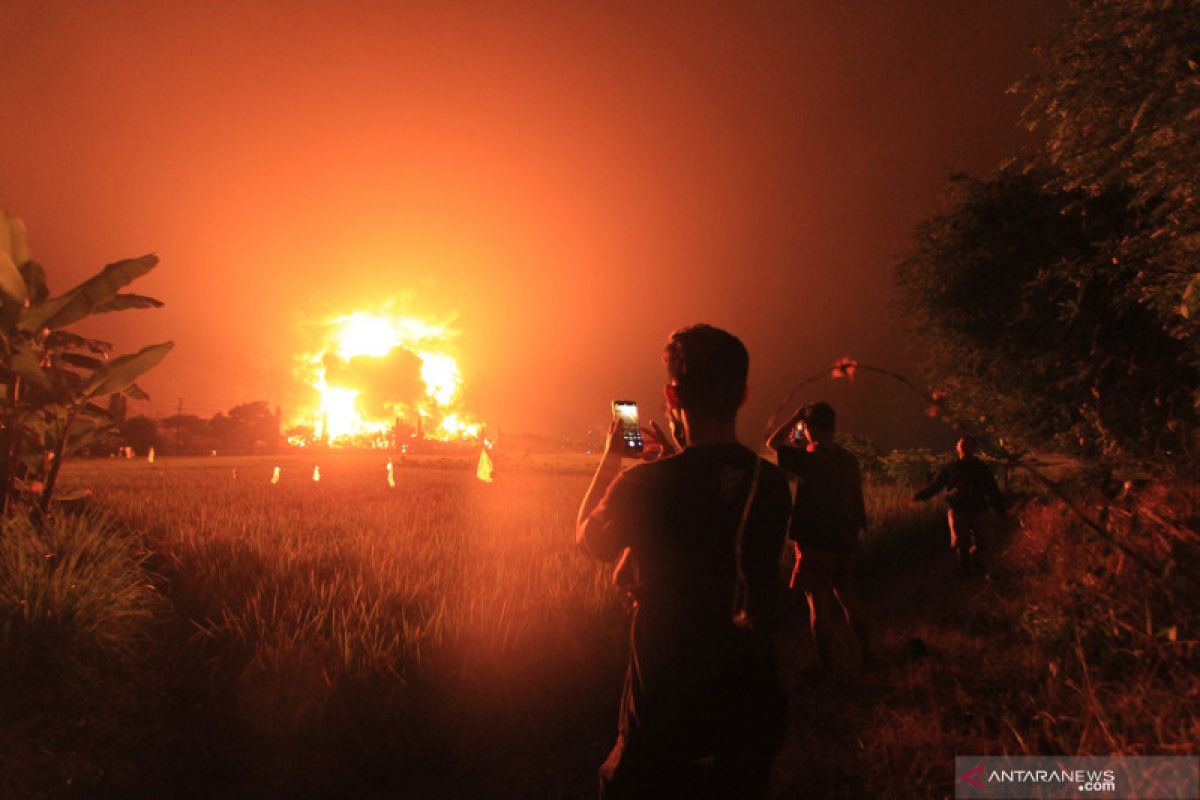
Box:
[28,452,625,797]
[3,451,1194,798]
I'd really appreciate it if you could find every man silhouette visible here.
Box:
[577,324,791,799]
[913,435,1005,574]
[766,401,873,672]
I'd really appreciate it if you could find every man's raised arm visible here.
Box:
[765,406,806,453]
[576,419,629,560]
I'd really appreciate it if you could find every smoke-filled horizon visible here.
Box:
[0,1,1067,450]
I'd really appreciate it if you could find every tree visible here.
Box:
[160,414,207,454]
[120,415,160,456]
[227,401,282,451]
[1015,0,1200,390]
[898,0,1200,470]
[202,402,282,453]
[897,170,1196,466]
[0,211,173,513]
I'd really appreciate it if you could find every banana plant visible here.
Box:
[0,211,173,515]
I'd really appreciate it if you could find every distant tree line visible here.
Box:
[898,0,1199,472]
[114,399,283,456]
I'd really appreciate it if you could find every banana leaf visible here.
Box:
[19,261,48,304]
[0,213,29,304]
[19,254,158,332]
[123,382,150,401]
[60,353,106,371]
[83,341,174,398]
[93,293,164,314]
[45,331,113,354]
[11,347,51,392]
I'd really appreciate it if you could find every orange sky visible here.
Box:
[0,1,1066,447]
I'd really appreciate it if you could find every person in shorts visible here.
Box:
[766,401,873,671]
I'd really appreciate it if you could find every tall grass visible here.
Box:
[842,482,1198,797]
[55,453,625,794]
[0,511,161,687]
[0,510,171,797]
[39,454,1194,797]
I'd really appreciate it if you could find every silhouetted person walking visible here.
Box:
[913,435,1005,575]
[766,401,874,672]
[577,324,791,799]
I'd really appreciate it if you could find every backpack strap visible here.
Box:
[732,456,763,625]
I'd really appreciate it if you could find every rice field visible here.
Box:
[35,449,1183,800]
[63,454,612,649]
[50,451,629,795]
[4,449,1190,799]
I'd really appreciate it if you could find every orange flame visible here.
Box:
[292,308,483,447]
[477,447,495,483]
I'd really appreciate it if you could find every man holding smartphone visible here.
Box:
[576,324,791,799]
[766,401,873,673]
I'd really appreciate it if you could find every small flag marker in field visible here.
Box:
[313,465,321,482]
[271,466,281,484]
[386,460,395,488]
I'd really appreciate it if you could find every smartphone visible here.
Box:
[612,400,644,455]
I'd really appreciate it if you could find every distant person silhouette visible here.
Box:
[913,435,1006,575]
[577,324,791,799]
[766,401,874,672]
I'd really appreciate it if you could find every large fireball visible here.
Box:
[292,309,483,446]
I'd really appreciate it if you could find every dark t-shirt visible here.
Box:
[914,456,1005,514]
[775,442,867,554]
[580,443,791,633]
[578,443,791,751]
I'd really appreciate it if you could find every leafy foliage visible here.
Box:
[119,416,160,456]
[837,432,887,481]
[152,402,282,455]
[0,210,173,513]
[899,0,1200,469]
[1015,0,1200,336]
[898,171,1197,464]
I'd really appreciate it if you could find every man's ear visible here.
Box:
[664,384,681,410]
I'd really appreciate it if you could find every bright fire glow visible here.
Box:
[291,308,484,447]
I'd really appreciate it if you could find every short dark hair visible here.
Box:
[662,324,748,420]
[801,401,836,433]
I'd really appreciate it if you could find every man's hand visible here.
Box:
[602,418,626,461]
[640,420,678,461]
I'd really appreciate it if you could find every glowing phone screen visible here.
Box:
[613,401,643,453]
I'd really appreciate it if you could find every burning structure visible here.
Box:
[289,309,483,448]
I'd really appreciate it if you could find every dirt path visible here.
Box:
[769,523,988,799]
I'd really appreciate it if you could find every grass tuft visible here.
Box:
[0,511,162,688]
